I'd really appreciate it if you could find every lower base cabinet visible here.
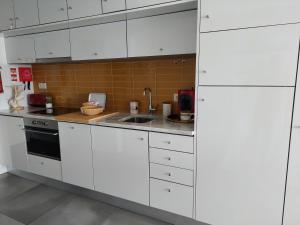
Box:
[91,126,149,205]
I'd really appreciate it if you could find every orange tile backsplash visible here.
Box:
[32,55,196,113]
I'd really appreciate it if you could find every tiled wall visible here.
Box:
[32,55,196,113]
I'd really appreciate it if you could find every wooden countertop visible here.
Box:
[55,111,119,123]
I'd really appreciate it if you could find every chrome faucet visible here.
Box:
[143,88,156,114]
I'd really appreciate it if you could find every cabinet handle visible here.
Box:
[69,126,75,130]
[59,8,65,11]
[138,137,144,141]
[41,162,44,165]
[68,6,72,10]
[159,48,164,52]
[9,18,14,21]
[49,52,53,55]
[293,126,300,129]
[198,98,205,102]
[93,52,98,56]
[17,58,22,61]
[15,17,19,20]
[166,157,171,161]
[200,70,207,74]
[164,141,171,144]
[166,188,171,193]
[166,172,171,177]
[201,14,210,19]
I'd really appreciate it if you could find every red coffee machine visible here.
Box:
[178,89,195,113]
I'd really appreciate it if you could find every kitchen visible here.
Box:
[0,1,300,225]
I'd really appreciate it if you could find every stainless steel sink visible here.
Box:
[120,115,154,124]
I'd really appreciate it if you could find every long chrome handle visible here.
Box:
[25,129,58,136]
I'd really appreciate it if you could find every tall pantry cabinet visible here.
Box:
[195,1,300,224]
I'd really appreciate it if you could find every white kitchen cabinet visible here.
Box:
[38,0,68,24]
[102,0,126,13]
[196,87,294,225]
[127,0,177,9]
[127,10,197,57]
[67,0,102,19]
[92,126,149,205]
[59,122,94,190]
[13,0,39,28]
[71,21,127,60]
[35,30,70,59]
[198,24,300,86]
[0,116,27,171]
[200,0,300,32]
[5,35,36,64]
[0,0,15,31]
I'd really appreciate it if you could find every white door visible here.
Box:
[102,0,126,13]
[71,21,127,60]
[0,0,15,31]
[38,0,68,24]
[200,0,300,32]
[127,10,197,57]
[5,35,36,64]
[198,24,300,86]
[67,0,102,19]
[0,116,27,171]
[13,0,39,28]
[35,30,70,59]
[59,122,94,190]
[92,126,149,205]
[196,87,294,225]
[127,0,176,9]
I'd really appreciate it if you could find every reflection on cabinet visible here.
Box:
[59,122,94,190]
[102,0,126,13]
[38,0,68,24]
[198,24,300,86]
[127,10,197,57]
[127,0,177,9]
[196,87,294,225]
[92,126,149,205]
[13,0,39,28]
[67,0,102,19]
[200,0,300,32]
[0,0,14,31]
[71,21,127,60]
[5,35,36,64]
[34,30,71,59]
[0,116,27,171]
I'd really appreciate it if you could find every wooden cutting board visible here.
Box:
[55,111,119,123]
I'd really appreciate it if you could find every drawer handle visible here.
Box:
[41,162,44,165]
[201,14,210,19]
[165,157,171,161]
[166,188,171,193]
[166,172,171,177]
[138,137,144,141]
[69,126,75,129]
[164,141,171,144]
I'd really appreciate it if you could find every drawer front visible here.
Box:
[150,148,194,170]
[150,163,194,186]
[28,154,62,181]
[150,132,194,153]
[150,179,194,218]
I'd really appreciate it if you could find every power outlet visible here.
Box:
[38,82,47,90]
[173,93,178,102]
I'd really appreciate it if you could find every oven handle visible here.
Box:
[25,129,59,136]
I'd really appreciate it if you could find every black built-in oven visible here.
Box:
[24,118,61,161]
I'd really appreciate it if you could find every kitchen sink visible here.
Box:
[120,116,154,123]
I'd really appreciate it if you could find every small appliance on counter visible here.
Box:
[130,101,139,114]
[28,94,47,107]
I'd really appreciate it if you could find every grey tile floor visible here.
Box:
[0,173,171,225]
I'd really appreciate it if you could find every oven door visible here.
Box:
[25,127,61,161]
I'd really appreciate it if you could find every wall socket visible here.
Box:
[38,82,47,90]
[173,93,178,102]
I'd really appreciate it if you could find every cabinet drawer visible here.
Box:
[150,163,193,186]
[150,148,194,170]
[149,132,193,153]
[150,179,193,218]
[28,154,62,181]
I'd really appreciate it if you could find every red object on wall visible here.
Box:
[0,71,3,93]
[18,67,33,82]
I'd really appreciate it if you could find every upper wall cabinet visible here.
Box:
[5,35,36,64]
[38,0,68,24]
[35,30,70,59]
[13,0,39,28]
[102,0,126,13]
[127,0,177,9]
[200,0,300,32]
[71,21,127,60]
[67,0,102,19]
[0,0,15,31]
[127,10,197,57]
[198,24,300,86]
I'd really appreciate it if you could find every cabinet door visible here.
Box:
[5,36,36,64]
[71,21,127,60]
[38,0,68,24]
[127,0,176,9]
[0,116,27,171]
[102,0,126,13]
[0,0,15,31]
[198,24,300,86]
[196,87,294,225]
[92,126,149,205]
[35,30,71,59]
[200,0,300,32]
[127,10,197,57]
[59,123,94,190]
[67,0,102,19]
[13,0,39,28]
